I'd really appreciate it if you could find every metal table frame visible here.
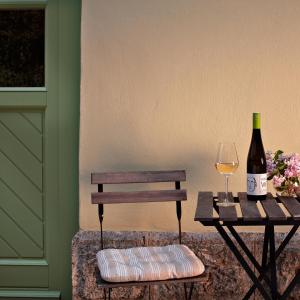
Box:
[195,192,300,300]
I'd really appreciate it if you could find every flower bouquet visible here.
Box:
[266,150,300,196]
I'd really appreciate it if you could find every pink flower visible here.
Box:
[273,175,285,188]
[267,161,276,175]
[267,150,300,196]
[284,153,300,178]
[266,150,276,175]
[266,151,273,160]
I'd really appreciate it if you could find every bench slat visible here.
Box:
[91,170,186,184]
[91,189,187,204]
[97,273,207,288]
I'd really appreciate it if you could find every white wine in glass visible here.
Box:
[215,143,239,206]
[215,162,239,175]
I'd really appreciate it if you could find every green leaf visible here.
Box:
[274,150,284,160]
[277,162,286,171]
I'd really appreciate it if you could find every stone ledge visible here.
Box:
[72,230,300,299]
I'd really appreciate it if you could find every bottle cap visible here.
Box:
[253,113,260,129]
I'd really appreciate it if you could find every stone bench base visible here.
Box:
[72,230,300,299]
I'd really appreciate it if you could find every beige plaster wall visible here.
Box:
[80,0,300,232]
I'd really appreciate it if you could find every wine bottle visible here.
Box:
[247,113,267,200]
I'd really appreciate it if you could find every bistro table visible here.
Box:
[194,192,300,300]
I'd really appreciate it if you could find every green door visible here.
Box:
[0,1,80,299]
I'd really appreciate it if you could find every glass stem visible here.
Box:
[225,175,229,202]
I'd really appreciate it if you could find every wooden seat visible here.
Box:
[91,170,205,300]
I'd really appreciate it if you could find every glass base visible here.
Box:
[216,201,236,207]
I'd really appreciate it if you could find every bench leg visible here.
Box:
[103,288,111,300]
[183,282,194,300]
[188,282,194,300]
[184,283,187,300]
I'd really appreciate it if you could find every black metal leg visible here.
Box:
[227,226,273,290]
[188,282,194,300]
[104,288,107,300]
[243,225,270,300]
[262,225,270,268]
[215,223,271,300]
[275,225,299,258]
[245,225,299,299]
[280,271,300,300]
[184,283,188,300]
[269,225,277,299]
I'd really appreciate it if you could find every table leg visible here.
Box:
[280,271,300,300]
[244,225,299,299]
[243,225,270,300]
[227,226,273,290]
[215,223,271,300]
[262,225,269,269]
[269,225,277,299]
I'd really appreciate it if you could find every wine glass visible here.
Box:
[215,142,239,206]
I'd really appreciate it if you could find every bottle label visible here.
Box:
[247,173,267,195]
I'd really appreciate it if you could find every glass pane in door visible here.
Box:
[0,10,45,87]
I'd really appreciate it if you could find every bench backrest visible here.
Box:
[91,170,187,249]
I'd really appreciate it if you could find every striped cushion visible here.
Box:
[96,244,205,282]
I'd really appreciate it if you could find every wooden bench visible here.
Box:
[91,170,205,300]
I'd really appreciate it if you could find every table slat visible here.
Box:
[278,196,300,220]
[260,193,286,221]
[194,192,214,221]
[238,192,262,221]
[218,192,238,222]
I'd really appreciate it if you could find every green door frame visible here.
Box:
[0,0,80,299]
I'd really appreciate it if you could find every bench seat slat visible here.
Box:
[91,170,186,184]
[97,273,208,288]
[91,189,187,204]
